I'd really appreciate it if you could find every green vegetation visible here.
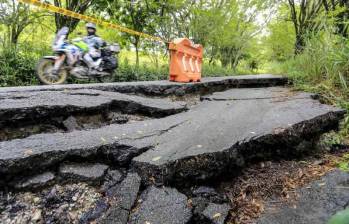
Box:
[328,208,349,224]
[0,0,274,87]
[0,0,349,142]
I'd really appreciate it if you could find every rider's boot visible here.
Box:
[83,54,100,73]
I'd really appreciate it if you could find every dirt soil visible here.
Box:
[0,183,101,224]
[0,150,347,224]
[219,150,348,224]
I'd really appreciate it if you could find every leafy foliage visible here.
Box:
[328,208,349,224]
[0,48,38,86]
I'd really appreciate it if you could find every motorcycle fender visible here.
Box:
[43,56,59,60]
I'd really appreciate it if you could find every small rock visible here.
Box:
[59,163,109,184]
[202,203,230,224]
[14,172,55,190]
[33,197,40,203]
[313,159,324,165]
[44,187,60,205]
[31,209,42,222]
[130,186,192,224]
[68,211,78,221]
[62,116,81,131]
[107,112,129,124]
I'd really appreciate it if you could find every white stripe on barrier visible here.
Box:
[182,54,188,72]
[195,58,200,72]
[189,57,194,72]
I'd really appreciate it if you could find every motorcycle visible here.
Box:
[36,27,120,85]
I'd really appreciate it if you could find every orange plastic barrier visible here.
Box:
[169,38,203,83]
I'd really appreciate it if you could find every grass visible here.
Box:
[265,32,349,147]
[0,42,258,87]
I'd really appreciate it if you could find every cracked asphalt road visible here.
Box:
[0,89,187,127]
[0,87,345,185]
[0,76,347,224]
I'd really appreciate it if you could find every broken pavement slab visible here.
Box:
[13,171,55,190]
[0,74,288,96]
[0,87,345,184]
[59,163,109,184]
[190,187,230,224]
[0,77,347,224]
[104,173,141,210]
[201,87,315,101]
[0,89,187,127]
[132,87,345,183]
[129,186,192,224]
[101,169,124,192]
[99,173,141,224]
[255,169,349,224]
[0,115,183,178]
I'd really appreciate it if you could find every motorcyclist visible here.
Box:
[52,26,81,73]
[83,23,106,71]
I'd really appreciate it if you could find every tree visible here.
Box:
[98,0,163,67]
[216,0,277,70]
[0,0,47,46]
[263,4,295,61]
[53,0,94,32]
[322,0,349,38]
[287,0,323,54]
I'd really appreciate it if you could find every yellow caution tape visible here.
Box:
[18,0,164,42]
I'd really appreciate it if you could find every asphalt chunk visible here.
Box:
[129,186,192,224]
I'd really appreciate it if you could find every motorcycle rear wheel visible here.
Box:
[36,58,67,85]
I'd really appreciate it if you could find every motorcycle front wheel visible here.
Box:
[36,58,68,85]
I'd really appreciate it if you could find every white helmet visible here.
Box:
[86,23,96,30]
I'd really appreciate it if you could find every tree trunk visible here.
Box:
[10,33,18,45]
[55,15,80,33]
[10,24,20,46]
[231,55,240,71]
[134,37,140,68]
[288,0,323,55]
[53,0,92,32]
[136,46,139,68]
[295,33,306,55]
[220,47,231,68]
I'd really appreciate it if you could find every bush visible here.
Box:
[281,32,349,91]
[113,57,249,82]
[114,58,168,82]
[202,63,237,77]
[0,48,254,86]
[271,32,349,143]
[0,49,39,87]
